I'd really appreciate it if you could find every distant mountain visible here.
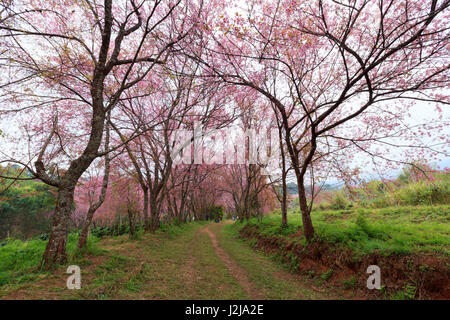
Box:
[286,182,298,194]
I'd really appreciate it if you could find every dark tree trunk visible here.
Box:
[150,197,159,232]
[42,185,75,267]
[128,208,135,237]
[280,138,288,226]
[143,187,150,232]
[127,189,136,237]
[78,208,94,249]
[297,179,314,242]
[282,119,316,242]
[281,174,288,226]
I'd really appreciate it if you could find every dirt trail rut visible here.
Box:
[202,224,265,299]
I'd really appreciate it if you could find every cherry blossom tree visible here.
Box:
[0,0,203,266]
[187,0,450,241]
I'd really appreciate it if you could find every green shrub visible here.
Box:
[392,182,449,206]
[318,201,333,211]
[331,192,348,210]
[90,224,134,238]
[318,171,450,209]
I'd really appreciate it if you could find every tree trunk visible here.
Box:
[128,208,135,237]
[150,197,159,232]
[281,174,288,226]
[42,185,75,267]
[282,121,315,241]
[279,128,288,226]
[143,187,150,232]
[297,180,315,242]
[78,207,94,249]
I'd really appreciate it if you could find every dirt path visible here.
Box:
[211,221,339,299]
[202,224,264,299]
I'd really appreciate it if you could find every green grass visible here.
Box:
[0,232,101,288]
[367,178,450,208]
[186,230,246,299]
[0,223,205,292]
[157,221,207,238]
[342,276,357,289]
[390,284,417,300]
[242,205,450,256]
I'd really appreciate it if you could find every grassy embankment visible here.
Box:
[240,205,449,256]
[247,169,450,257]
[229,204,449,299]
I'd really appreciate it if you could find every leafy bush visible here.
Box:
[209,206,224,220]
[90,224,135,238]
[391,181,449,206]
[313,170,449,210]
[331,192,349,210]
[317,201,333,211]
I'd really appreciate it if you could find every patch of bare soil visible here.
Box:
[203,224,265,299]
[240,224,450,300]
